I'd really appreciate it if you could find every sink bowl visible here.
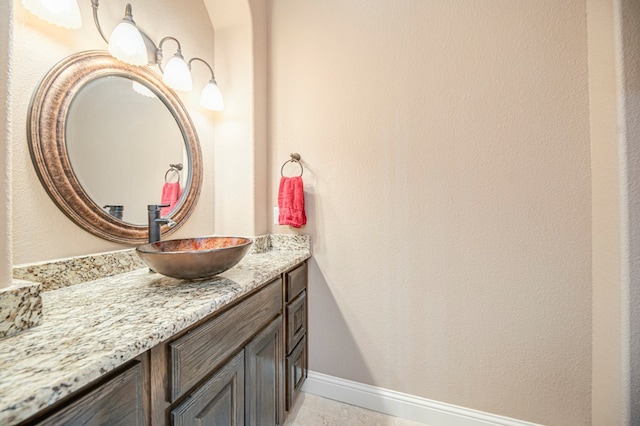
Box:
[136,236,253,280]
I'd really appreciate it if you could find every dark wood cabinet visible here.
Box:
[167,279,282,402]
[283,262,308,411]
[29,359,147,426]
[286,336,307,410]
[171,351,245,426]
[23,260,308,426]
[171,314,284,426]
[245,316,284,426]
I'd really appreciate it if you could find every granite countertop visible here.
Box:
[0,236,311,425]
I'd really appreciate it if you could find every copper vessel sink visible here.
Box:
[136,236,252,280]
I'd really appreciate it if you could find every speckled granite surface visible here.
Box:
[0,235,310,425]
[13,250,146,292]
[12,235,283,293]
[0,280,43,338]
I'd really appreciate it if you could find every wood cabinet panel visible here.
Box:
[245,316,284,426]
[169,279,281,401]
[285,262,307,302]
[171,351,245,426]
[34,361,145,426]
[286,290,306,353]
[286,336,307,411]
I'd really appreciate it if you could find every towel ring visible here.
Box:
[281,153,303,177]
[165,163,183,183]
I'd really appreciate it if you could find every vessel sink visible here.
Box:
[136,236,253,280]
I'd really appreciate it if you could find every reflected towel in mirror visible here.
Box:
[160,182,182,217]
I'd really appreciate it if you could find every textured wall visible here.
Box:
[588,0,627,424]
[11,0,218,263]
[0,1,11,287]
[269,1,592,424]
[619,0,640,422]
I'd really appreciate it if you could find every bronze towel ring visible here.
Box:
[280,153,303,177]
[165,163,183,183]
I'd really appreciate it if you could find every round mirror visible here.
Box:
[27,51,202,244]
[66,75,189,224]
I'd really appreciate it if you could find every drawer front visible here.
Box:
[285,262,307,302]
[36,361,144,426]
[286,290,306,353]
[286,336,307,411]
[169,279,282,401]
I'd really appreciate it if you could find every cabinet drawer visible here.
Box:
[286,290,306,353]
[285,262,307,302]
[169,279,282,401]
[35,361,144,426]
[286,336,307,411]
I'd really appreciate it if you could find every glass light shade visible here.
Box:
[163,54,193,92]
[108,21,147,66]
[200,81,224,111]
[22,0,82,29]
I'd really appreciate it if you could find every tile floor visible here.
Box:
[284,392,427,426]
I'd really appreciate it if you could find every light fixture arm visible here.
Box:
[157,36,184,73]
[90,0,108,43]
[189,57,218,83]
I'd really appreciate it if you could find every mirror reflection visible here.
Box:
[27,50,202,244]
[66,76,189,225]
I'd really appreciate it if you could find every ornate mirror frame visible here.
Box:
[27,50,203,244]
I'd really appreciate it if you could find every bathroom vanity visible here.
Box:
[0,235,310,426]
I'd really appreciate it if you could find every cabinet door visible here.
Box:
[245,315,284,426]
[34,361,145,426]
[286,335,307,411]
[171,351,245,426]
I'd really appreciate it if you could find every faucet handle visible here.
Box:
[148,204,171,211]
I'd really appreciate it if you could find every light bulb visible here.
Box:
[200,80,224,111]
[22,0,82,29]
[108,20,147,66]
[163,53,193,92]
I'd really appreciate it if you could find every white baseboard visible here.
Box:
[301,371,541,426]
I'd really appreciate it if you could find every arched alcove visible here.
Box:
[202,0,269,236]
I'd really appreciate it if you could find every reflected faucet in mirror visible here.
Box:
[147,204,176,244]
[103,204,123,220]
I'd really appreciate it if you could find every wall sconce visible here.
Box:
[190,58,224,111]
[23,0,224,111]
[22,0,82,29]
[91,2,224,111]
[106,3,147,66]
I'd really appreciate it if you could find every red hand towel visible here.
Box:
[160,182,182,216]
[278,176,306,228]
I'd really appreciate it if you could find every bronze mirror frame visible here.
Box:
[27,50,202,244]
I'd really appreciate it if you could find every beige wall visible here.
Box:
[589,0,627,423]
[0,1,11,287]
[619,0,640,422]
[269,1,592,424]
